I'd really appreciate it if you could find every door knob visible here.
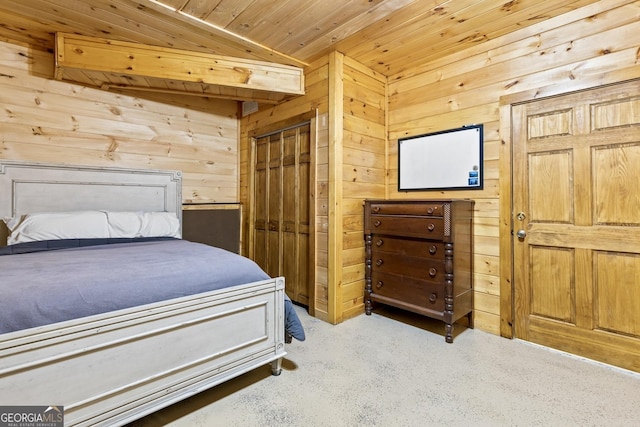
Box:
[516,229,527,239]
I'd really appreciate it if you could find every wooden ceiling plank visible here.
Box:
[119,0,303,65]
[0,0,608,83]
[246,0,373,49]
[331,0,498,70]
[246,0,326,47]
[5,0,149,39]
[267,1,381,53]
[0,9,54,51]
[123,0,277,59]
[387,0,630,81]
[55,33,304,100]
[0,0,306,67]
[0,0,205,54]
[219,0,290,38]
[298,0,461,63]
[352,0,599,75]
[435,0,603,62]
[141,0,307,67]
[158,0,187,9]
[179,0,224,20]
[202,0,258,28]
[412,0,602,71]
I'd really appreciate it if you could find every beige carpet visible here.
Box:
[130,305,640,426]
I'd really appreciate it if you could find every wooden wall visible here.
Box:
[338,55,387,320]
[386,0,640,334]
[240,52,387,324]
[0,38,240,204]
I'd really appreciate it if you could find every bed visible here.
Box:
[0,161,303,426]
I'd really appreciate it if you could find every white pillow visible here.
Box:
[3,210,181,245]
[104,211,143,237]
[105,211,180,238]
[3,211,110,245]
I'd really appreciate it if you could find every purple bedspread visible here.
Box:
[0,239,271,334]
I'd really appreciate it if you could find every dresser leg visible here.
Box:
[364,232,373,316]
[445,323,454,343]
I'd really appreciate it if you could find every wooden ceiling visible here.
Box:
[0,0,601,99]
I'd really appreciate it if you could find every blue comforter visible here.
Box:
[0,238,305,341]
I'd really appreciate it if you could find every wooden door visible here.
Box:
[267,133,282,277]
[253,123,311,306]
[253,134,271,274]
[512,80,640,372]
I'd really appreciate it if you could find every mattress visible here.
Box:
[0,239,271,334]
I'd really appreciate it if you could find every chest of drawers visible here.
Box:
[364,199,474,342]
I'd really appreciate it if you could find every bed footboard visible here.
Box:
[0,277,286,426]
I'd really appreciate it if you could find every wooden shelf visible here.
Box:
[54,33,305,104]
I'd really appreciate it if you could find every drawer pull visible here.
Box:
[429,245,437,255]
[428,267,437,277]
[376,281,384,289]
[376,259,384,267]
[376,239,384,247]
[374,220,382,227]
[429,293,437,304]
[427,223,435,232]
[372,206,380,213]
[427,207,434,214]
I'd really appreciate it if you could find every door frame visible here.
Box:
[497,75,640,339]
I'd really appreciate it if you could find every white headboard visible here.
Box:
[0,161,182,244]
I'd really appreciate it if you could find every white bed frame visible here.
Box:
[0,161,286,426]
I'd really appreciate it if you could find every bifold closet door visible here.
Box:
[253,124,311,306]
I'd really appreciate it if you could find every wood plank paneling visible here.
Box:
[327,51,344,324]
[0,38,240,204]
[55,33,305,103]
[387,0,640,334]
[339,56,387,321]
[242,54,387,323]
[0,0,605,78]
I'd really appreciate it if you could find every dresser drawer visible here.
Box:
[369,215,444,239]
[370,250,444,282]
[369,202,444,217]
[370,235,444,259]
[370,271,444,311]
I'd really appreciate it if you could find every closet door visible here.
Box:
[267,133,282,277]
[282,125,310,305]
[253,135,269,272]
[253,124,311,306]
